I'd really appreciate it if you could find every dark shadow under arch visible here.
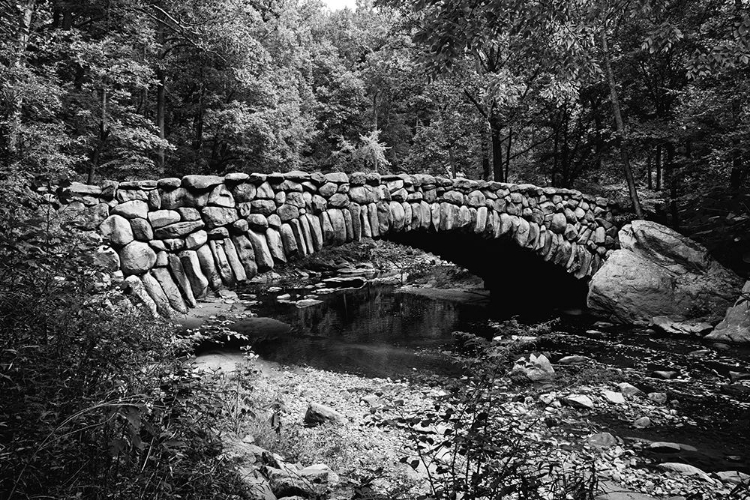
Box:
[382,230,591,316]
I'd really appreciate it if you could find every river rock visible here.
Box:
[154,220,205,239]
[182,174,224,190]
[119,241,156,275]
[561,394,594,409]
[207,184,235,207]
[296,299,322,308]
[147,210,179,229]
[510,353,554,381]
[557,355,591,365]
[109,199,146,220]
[652,316,713,336]
[265,467,317,498]
[129,218,153,241]
[633,416,651,428]
[587,432,617,448]
[587,220,742,324]
[185,230,208,249]
[304,402,345,426]
[100,214,134,247]
[618,382,642,397]
[706,280,750,343]
[232,235,259,279]
[602,390,625,404]
[201,207,238,229]
[715,471,750,485]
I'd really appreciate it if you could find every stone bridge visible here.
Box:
[61,171,621,317]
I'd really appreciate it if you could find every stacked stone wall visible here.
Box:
[56,171,620,317]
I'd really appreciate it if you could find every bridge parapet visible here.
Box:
[52,171,620,317]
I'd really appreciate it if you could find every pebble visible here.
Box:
[649,441,681,453]
[618,382,642,397]
[561,394,595,409]
[652,370,678,379]
[557,355,591,365]
[648,392,668,404]
[603,390,626,404]
[587,432,618,448]
[633,416,651,428]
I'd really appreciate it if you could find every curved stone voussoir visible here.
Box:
[152,267,188,314]
[125,275,159,317]
[168,254,197,307]
[179,250,209,298]
[247,230,274,271]
[196,243,223,290]
[141,271,175,318]
[209,239,236,286]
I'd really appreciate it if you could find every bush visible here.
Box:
[0,174,247,499]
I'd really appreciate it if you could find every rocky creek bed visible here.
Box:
[179,266,750,500]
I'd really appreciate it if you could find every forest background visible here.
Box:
[2,0,750,217]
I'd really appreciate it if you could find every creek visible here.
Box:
[190,271,750,477]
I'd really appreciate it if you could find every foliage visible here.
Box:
[0,175,247,499]
[402,330,597,500]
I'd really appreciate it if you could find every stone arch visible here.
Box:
[58,171,621,317]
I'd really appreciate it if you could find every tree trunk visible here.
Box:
[88,89,109,184]
[489,114,503,182]
[665,142,679,229]
[156,68,166,171]
[6,1,35,160]
[481,122,491,181]
[730,99,744,189]
[647,149,652,190]
[504,128,512,182]
[602,30,643,218]
[655,144,662,190]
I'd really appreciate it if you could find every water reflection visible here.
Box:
[232,283,486,378]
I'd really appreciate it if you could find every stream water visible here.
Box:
[191,274,750,476]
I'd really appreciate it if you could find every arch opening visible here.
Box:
[382,231,590,316]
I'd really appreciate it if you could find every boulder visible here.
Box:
[100,215,134,247]
[304,402,345,426]
[706,281,750,343]
[119,241,157,275]
[148,209,180,228]
[510,353,554,381]
[587,221,742,324]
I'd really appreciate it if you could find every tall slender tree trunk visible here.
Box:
[655,144,662,191]
[489,114,503,182]
[665,142,679,229]
[481,122,491,181]
[730,99,744,189]
[6,1,35,161]
[156,68,166,170]
[88,89,109,184]
[504,128,512,182]
[647,149,652,189]
[602,30,643,218]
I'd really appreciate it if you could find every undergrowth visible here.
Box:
[0,175,248,499]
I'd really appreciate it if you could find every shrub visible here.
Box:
[0,174,247,499]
